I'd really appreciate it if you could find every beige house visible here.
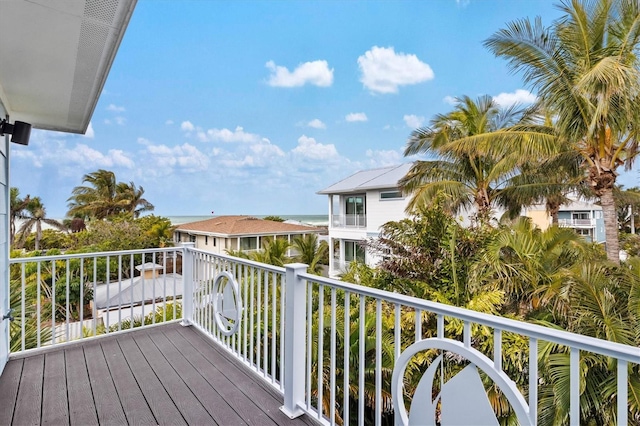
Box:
[174,215,323,255]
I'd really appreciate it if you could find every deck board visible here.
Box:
[0,359,22,425]
[117,334,188,426]
[131,332,216,425]
[0,322,317,426]
[150,329,249,425]
[100,337,158,425]
[41,351,69,425]
[13,355,44,425]
[66,345,100,425]
[84,340,129,425]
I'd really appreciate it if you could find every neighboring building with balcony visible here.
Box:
[318,163,413,277]
[174,215,323,255]
[523,197,605,243]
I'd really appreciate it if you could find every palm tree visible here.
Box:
[399,95,533,225]
[67,169,120,219]
[10,187,30,246]
[292,233,328,275]
[16,197,66,251]
[485,0,640,262]
[67,170,154,220]
[116,181,154,218]
[250,237,291,267]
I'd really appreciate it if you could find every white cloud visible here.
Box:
[493,89,537,107]
[443,95,457,105]
[206,126,260,143]
[165,120,174,125]
[308,119,326,129]
[365,149,403,167]
[345,112,368,122]
[84,122,95,138]
[292,135,339,160]
[181,121,195,132]
[107,104,126,112]
[114,116,126,126]
[358,46,434,94]
[145,142,210,171]
[403,114,425,128]
[266,60,333,87]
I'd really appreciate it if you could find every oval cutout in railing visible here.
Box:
[391,338,531,426]
[212,271,243,336]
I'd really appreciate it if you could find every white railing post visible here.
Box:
[181,243,195,326]
[280,263,308,419]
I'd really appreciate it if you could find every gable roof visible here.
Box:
[317,163,413,194]
[175,215,322,236]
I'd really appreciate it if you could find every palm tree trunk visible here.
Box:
[600,188,619,263]
[35,221,41,251]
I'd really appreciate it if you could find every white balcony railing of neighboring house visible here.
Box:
[331,214,367,228]
[9,245,640,425]
[558,218,596,227]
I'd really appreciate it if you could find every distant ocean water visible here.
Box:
[167,214,329,227]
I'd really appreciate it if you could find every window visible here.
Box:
[205,236,208,245]
[345,195,366,215]
[189,235,196,243]
[344,240,365,263]
[213,238,217,247]
[240,236,258,251]
[380,190,403,200]
[572,212,590,220]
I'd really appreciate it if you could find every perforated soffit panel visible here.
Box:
[0,0,137,133]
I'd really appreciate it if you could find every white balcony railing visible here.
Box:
[9,247,183,354]
[9,245,640,424]
[558,218,596,227]
[331,214,367,228]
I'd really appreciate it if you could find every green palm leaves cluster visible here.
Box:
[400,95,536,224]
[227,233,328,275]
[403,0,640,262]
[67,169,154,220]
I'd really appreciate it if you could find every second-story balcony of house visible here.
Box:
[2,245,639,425]
[332,214,367,228]
[558,218,596,228]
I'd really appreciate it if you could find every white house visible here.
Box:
[174,215,324,256]
[318,163,413,277]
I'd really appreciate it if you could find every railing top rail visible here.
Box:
[189,248,286,274]
[9,246,182,264]
[299,270,640,363]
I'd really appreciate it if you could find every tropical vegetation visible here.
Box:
[67,169,154,220]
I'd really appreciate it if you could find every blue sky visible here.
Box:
[11,0,639,217]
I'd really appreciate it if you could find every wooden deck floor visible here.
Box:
[0,322,316,425]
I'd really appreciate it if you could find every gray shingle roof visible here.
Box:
[317,163,413,194]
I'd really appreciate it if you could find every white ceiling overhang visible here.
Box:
[0,0,137,133]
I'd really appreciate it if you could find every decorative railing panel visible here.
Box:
[186,248,287,392]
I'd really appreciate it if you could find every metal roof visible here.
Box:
[0,0,137,133]
[317,163,414,194]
